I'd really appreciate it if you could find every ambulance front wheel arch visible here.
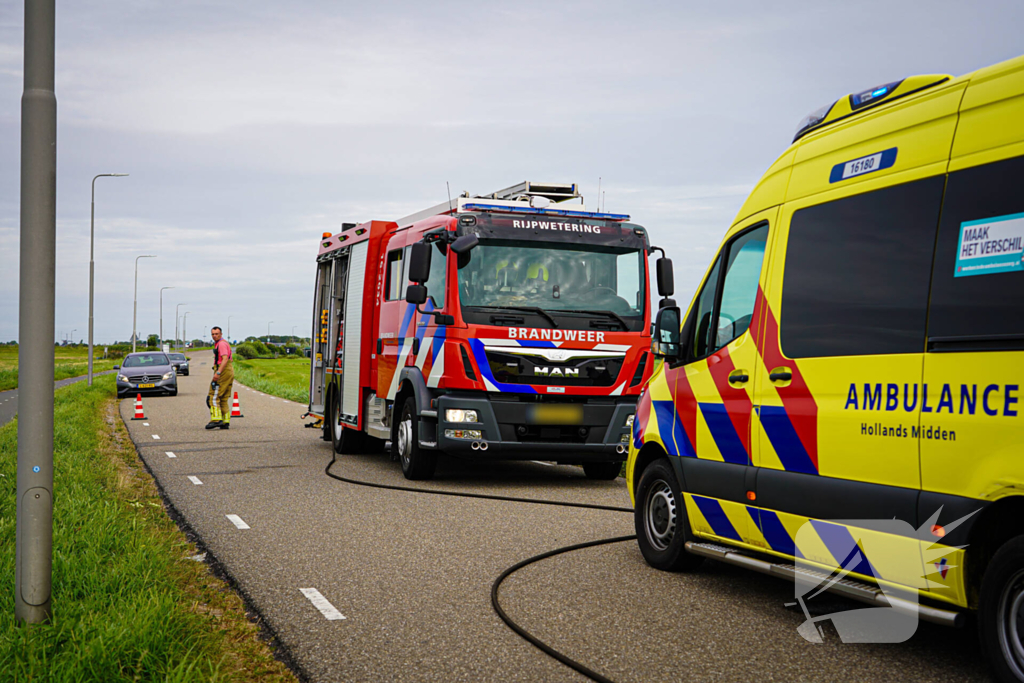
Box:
[634,457,703,572]
[979,534,1024,683]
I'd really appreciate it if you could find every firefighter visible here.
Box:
[205,326,234,430]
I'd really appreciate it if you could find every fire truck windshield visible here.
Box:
[457,241,645,327]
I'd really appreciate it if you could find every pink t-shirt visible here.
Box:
[214,339,232,367]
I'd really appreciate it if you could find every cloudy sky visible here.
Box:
[1,0,1022,344]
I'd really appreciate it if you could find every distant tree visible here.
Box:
[147,334,159,349]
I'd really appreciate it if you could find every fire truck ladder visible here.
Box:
[396,181,582,225]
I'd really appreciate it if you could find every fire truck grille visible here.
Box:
[484,350,623,387]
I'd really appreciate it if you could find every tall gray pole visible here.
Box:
[88,173,127,386]
[175,303,187,351]
[159,286,174,348]
[227,315,233,341]
[267,320,273,344]
[16,0,57,625]
[132,254,156,352]
[183,311,190,349]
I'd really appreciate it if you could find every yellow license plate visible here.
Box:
[138,383,155,388]
[528,404,583,425]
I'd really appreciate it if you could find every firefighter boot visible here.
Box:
[206,383,223,429]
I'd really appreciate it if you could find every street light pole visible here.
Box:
[183,312,191,349]
[132,254,156,353]
[175,303,187,351]
[267,321,273,344]
[227,315,233,342]
[88,172,128,385]
[159,287,174,349]
[17,0,57,624]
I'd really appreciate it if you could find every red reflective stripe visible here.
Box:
[706,345,753,463]
[670,368,699,454]
[757,290,819,470]
[635,390,652,440]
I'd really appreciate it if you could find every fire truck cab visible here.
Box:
[309,182,673,480]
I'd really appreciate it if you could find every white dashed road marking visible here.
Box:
[226,514,250,529]
[299,588,346,620]
[152,435,161,440]
[531,460,555,466]
[166,451,176,458]
[143,422,149,426]
[188,476,203,485]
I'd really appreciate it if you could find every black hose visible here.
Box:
[323,454,635,682]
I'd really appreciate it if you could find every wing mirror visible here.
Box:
[652,305,682,361]
[113,365,120,370]
[405,284,427,305]
[451,234,479,255]
[407,241,432,283]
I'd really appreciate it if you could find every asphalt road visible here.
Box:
[119,363,990,683]
[0,370,115,425]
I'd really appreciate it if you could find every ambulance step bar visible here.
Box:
[685,541,965,628]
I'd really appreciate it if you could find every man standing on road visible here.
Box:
[206,326,234,430]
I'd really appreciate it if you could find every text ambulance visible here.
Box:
[309,182,672,481]
[629,55,1024,681]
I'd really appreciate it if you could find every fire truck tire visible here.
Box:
[979,534,1024,683]
[582,461,622,480]
[634,458,703,572]
[396,398,436,480]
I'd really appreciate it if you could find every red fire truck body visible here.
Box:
[309,183,661,480]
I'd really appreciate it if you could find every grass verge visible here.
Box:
[0,376,297,682]
[0,344,118,391]
[233,358,309,403]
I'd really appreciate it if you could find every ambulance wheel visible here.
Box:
[634,458,703,572]
[979,535,1024,682]
[395,398,436,480]
[583,461,622,480]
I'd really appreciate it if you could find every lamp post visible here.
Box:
[132,255,156,352]
[70,329,76,346]
[183,311,191,349]
[159,287,174,349]
[175,303,187,351]
[267,321,273,345]
[87,172,128,385]
[227,315,233,342]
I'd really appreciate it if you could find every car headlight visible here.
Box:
[162,371,174,380]
[445,409,478,423]
[117,374,129,382]
[625,414,635,428]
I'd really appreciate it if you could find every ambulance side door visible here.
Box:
[669,209,775,547]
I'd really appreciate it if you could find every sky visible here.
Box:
[1,0,1022,344]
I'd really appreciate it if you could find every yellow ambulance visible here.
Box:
[629,54,1024,680]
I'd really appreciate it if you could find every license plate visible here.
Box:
[137,383,155,388]
[528,404,583,425]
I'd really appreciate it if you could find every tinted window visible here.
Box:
[169,354,186,360]
[385,248,405,300]
[124,353,169,367]
[425,242,447,308]
[927,154,1024,350]
[689,256,721,359]
[781,177,944,358]
[716,225,768,349]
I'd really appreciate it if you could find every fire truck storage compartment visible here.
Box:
[341,241,368,425]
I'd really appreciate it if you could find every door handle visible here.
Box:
[769,367,793,383]
[377,339,383,354]
[728,369,750,385]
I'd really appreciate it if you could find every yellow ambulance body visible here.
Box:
[629,54,1024,680]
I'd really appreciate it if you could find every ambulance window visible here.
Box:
[715,225,768,350]
[927,154,1024,349]
[781,176,944,358]
[385,248,405,301]
[424,242,447,309]
[689,257,722,359]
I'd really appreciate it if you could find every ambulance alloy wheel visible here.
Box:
[980,535,1024,682]
[634,458,703,572]
[395,398,436,480]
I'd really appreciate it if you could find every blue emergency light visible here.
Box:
[461,202,630,221]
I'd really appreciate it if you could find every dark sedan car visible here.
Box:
[115,352,178,398]
[167,352,189,375]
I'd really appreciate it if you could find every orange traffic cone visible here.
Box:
[131,393,147,420]
[230,392,244,418]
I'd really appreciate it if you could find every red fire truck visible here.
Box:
[308,182,674,480]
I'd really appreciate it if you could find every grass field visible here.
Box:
[0,377,296,682]
[0,346,119,392]
[232,357,309,403]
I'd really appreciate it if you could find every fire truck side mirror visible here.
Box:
[656,257,674,297]
[405,284,428,305]
[450,234,479,256]
[408,242,432,283]
[652,305,681,361]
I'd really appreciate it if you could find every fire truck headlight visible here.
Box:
[445,429,482,440]
[446,409,478,423]
[625,414,635,428]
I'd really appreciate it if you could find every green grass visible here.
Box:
[0,346,118,392]
[0,376,295,682]
[232,358,309,403]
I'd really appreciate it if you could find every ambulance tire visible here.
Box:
[396,398,436,480]
[634,458,703,572]
[979,534,1024,683]
[583,461,622,480]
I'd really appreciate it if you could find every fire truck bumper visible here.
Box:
[435,394,634,462]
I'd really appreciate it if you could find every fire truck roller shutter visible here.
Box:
[342,241,369,422]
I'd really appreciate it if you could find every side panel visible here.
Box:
[342,241,368,422]
[309,260,332,414]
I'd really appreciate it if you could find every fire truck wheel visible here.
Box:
[634,458,703,572]
[331,395,346,454]
[582,461,622,480]
[396,398,436,480]
[979,534,1024,683]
